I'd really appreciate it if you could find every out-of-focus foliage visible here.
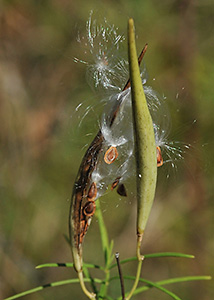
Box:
[0,1,213,299]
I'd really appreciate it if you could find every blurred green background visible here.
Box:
[0,0,213,299]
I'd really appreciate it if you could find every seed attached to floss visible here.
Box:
[83,201,96,217]
[117,183,127,197]
[156,146,163,167]
[88,182,97,200]
[104,146,118,164]
[111,177,121,190]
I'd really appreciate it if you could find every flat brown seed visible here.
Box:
[156,146,163,167]
[117,184,127,197]
[104,146,118,164]
[83,163,90,173]
[111,177,121,190]
[88,182,97,200]
[83,201,96,217]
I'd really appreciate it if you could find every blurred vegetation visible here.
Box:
[0,0,213,299]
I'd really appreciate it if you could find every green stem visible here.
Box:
[95,199,111,299]
[95,199,110,264]
[125,260,143,300]
[78,271,96,300]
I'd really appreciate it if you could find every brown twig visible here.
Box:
[115,252,125,300]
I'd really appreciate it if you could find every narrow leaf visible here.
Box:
[132,275,212,296]
[4,278,103,300]
[111,275,211,300]
[131,278,182,300]
[109,252,194,269]
[36,262,104,270]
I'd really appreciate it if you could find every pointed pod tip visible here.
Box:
[128,18,134,30]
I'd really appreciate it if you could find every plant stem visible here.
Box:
[115,252,125,300]
[125,260,143,300]
[95,200,110,262]
[78,271,96,299]
[95,199,112,299]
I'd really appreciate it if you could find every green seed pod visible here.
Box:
[128,18,157,260]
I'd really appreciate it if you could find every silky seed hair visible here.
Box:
[74,13,189,201]
[74,11,128,91]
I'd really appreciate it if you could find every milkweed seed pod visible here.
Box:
[70,13,189,279]
[128,18,157,260]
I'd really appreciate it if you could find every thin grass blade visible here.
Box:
[36,262,104,270]
[4,278,103,300]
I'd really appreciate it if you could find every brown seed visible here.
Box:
[79,220,87,244]
[156,146,163,167]
[104,146,118,164]
[76,192,82,202]
[83,163,90,173]
[117,184,127,197]
[111,177,121,190]
[88,182,97,200]
[83,201,96,217]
